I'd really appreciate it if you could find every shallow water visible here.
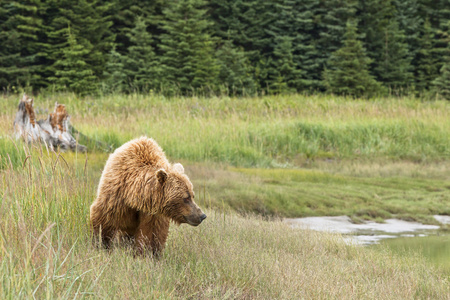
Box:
[284,216,441,245]
[285,215,450,275]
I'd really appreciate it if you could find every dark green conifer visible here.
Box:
[0,0,46,90]
[415,18,440,92]
[268,36,300,94]
[215,39,256,95]
[102,46,127,93]
[159,0,219,94]
[123,17,161,92]
[46,0,113,83]
[49,27,97,95]
[433,60,450,100]
[375,20,413,91]
[109,0,165,55]
[324,20,381,97]
[433,20,450,100]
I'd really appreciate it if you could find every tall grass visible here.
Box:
[0,153,448,298]
[1,93,450,298]
[2,93,449,167]
[2,93,450,221]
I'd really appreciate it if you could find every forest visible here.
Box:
[0,0,449,98]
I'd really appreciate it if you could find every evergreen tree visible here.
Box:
[316,0,358,87]
[433,20,450,100]
[123,17,161,92]
[268,36,300,94]
[288,0,322,91]
[215,38,256,95]
[109,0,165,55]
[209,0,277,90]
[159,0,219,94]
[49,27,97,95]
[415,18,440,92]
[265,0,318,92]
[394,0,422,73]
[433,60,450,100]
[375,19,413,91]
[358,0,394,72]
[317,0,357,54]
[324,20,381,97]
[102,46,127,93]
[0,0,47,90]
[46,0,113,83]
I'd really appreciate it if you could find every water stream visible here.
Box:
[285,215,450,275]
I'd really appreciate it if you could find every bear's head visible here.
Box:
[157,163,206,226]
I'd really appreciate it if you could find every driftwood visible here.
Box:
[14,94,87,152]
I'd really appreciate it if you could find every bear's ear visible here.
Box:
[172,163,184,173]
[156,169,168,184]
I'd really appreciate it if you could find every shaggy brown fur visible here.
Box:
[90,137,206,256]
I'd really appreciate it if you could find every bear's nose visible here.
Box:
[200,214,207,222]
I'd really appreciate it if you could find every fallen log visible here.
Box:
[14,94,87,152]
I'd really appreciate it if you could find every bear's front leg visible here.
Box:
[135,214,170,257]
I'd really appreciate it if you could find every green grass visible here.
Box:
[378,235,450,275]
[1,93,450,298]
[0,155,448,298]
[211,166,450,223]
[2,93,449,166]
[2,93,450,222]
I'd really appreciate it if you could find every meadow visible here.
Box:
[0,93,449,298]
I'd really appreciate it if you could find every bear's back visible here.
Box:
[108,136,169,172]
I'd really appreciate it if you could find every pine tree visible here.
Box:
[109,0,165,55]
[215,38,256,95]
[433,20,450,100]
[324,20,381,97]
[375,19,413,91]
[49,27,97,95]
[358,0,394,74]
[316,0,358,85]
[46,0,113,84]
[289,0,322,91]
[433,60,450,100]
[0,0,47,90]
[123,17,161,92]
[265,0,317,92]
[209,0,277,91]
[394,0,421,74]
[102,46,127,93]
[159,0,219,94]
[415,18,440,92]
[268,36,300,94]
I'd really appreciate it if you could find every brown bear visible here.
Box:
[89,136,206,256]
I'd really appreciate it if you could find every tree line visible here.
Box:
[0,0,449,98]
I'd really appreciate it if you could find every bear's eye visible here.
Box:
[183,197,190,203]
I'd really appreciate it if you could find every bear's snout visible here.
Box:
[184,206,207,226]
[200,214,207,222]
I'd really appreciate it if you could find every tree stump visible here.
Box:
[13,94,87,152]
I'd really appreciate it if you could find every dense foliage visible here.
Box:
[0,0,449,98]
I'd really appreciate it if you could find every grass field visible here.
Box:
[2,93,449,222]
[1,93,449,298]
